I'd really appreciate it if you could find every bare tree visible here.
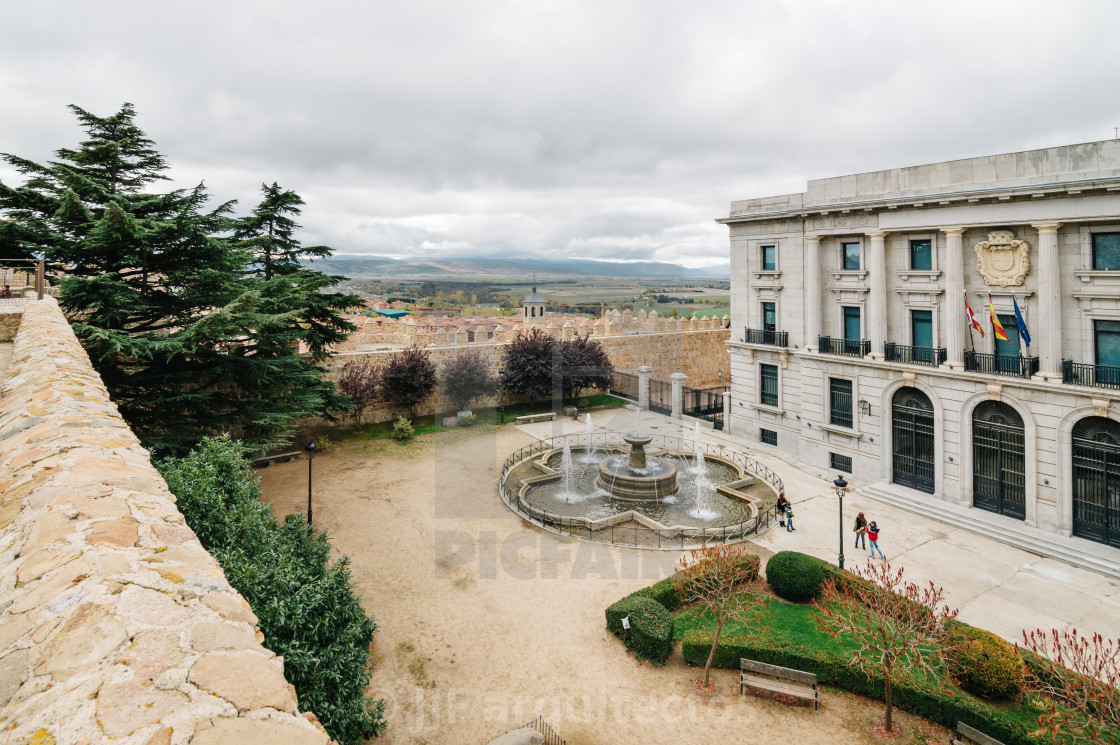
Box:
[337,360,380,427]
[814,561,960,734]
[1020,628,1120,744]
[674,545,764,689]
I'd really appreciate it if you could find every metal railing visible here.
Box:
[648,378,672,415]
[744,327,789,347]
[818,336,870,357]
[1063,360,1120,390]
[523,716,565,745]
[884,343,947,367]
[964,351,1039,378]
[499,432,784,550]
[609,370,639,401]
[683,385,726,430]
[0,259,46,308]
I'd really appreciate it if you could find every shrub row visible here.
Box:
[158,436,385,745]
[680,630,1038,745]
[605,596,674,665]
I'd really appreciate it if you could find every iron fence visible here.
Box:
[884,343,946,367]
[609,370,639,401]
[524,716,565,745]
[818,336,870,357]
[965,351,1040,378]
[648,378,672,415]
[743,327,789,347]
[0,259,46,308]
[683,385,726,430]
[499,432,784,550]
[1063,359,1120,390]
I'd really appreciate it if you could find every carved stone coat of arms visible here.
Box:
[974,230,1031,287]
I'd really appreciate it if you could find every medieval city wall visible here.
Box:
[0,301,330,744]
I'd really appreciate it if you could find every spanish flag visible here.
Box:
[988,295,1010,342]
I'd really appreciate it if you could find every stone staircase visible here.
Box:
[859,482,1120,580]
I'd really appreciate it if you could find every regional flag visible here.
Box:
[965,297,985,338]
[988,295,1010,342]
[1013,296,1031,347]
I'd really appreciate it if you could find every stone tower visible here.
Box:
[522,285,546,325]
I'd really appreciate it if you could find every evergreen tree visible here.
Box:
[0,103,348,454]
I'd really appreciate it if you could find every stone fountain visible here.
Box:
[594,433,679,500]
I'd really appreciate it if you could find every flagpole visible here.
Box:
[966,291,975,352]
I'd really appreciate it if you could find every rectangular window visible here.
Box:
[1095,320,1120,368]
[762,302,776,332]
[761,244,777,271]
[910,239,933,270]
[843,306,861,342]
[912,310,933,349]
[760,429,778,446]
[1092,233,1120,270]
[760,364,779,407]
[830,452,853,473]
[829,378,853,428]
[842,241,861,270]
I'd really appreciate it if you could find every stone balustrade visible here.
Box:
[0,301,331,744]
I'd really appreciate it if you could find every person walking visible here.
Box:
[853,512,868,550]
[867,520,884,559]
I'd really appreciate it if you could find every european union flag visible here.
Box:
[1013,296,1031,348]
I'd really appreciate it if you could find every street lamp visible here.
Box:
[717,368,723,385]
[833,474,848,570]
[498,367,506,424]
[305,441,316,526]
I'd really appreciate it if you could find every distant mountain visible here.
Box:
[307,255,730,280]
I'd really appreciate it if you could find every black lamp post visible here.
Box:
[305,441,316,526]
[498,367,506,424]
[833,474,848,570]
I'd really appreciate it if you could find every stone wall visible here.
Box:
[328,326,730,423]
[0,312,19,342]
[0,301,330,744]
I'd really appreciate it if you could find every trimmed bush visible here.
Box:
[392,416,414,440]
[679,629,1039,745]
[158,436,385,744]
[765,551,836,602]
[948,626,1024,700]
[606,596,674,665]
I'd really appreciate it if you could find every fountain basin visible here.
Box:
[593,432,680,501]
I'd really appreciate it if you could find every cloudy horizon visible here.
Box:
[3,0,1119,269]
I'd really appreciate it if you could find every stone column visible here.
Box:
[1033,223,1063,378]
[722,390,732,435]
[670,371,688,420]
[804,236,822,350]
[941,227,966,368]
[637,365,653,411]
[866,231,888,356]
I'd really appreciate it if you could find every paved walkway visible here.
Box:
[519,406,1120,644]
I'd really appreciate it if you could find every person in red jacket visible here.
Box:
[867,521,884,559]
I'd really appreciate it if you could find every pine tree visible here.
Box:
[0,103,348,454]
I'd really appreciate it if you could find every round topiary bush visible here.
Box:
[948,625,1024,700]
[605,595,674,665]
[765,551,836,602]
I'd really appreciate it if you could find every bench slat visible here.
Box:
[740,673,817,700]
[956,722,1007,745]
[741,658,818,686]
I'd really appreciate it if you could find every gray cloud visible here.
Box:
[3,0,1119,267]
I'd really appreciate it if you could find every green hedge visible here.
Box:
[765,551,838,602]
[605,596,675,665]
[158,436,385,744]
[680,629,1040,745]
[948,625,1024,700]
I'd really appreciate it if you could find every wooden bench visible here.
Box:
[251,451,301,468]
[951,722,1006,745]
[515,412,556,424]
[740,658,819,709]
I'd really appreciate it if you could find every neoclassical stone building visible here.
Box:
[721,140,1120,563]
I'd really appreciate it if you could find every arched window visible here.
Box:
[1072,416,1120,547]
[892,388,934,493]
[972,401,1025,519]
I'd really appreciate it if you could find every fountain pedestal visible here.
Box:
[595,433,679,501]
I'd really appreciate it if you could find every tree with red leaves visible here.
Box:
[379,347,437,419]
[674,545,764,689]
[1020,628,1120,744]
[814,561,960,735]
[337,360,380,427]
[502,327,559,405]
[559,335,613,405]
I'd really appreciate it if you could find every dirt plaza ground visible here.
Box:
[258,407,1120,745]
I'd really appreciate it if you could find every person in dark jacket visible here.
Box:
[853,512,868,550]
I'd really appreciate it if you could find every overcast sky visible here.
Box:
[3,1,1119,269]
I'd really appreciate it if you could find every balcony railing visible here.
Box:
[1062,360,1120,390]
[964,351,1039,378]
[884,343,946,367]
[743,327,789,347]
[818,336,870,357]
